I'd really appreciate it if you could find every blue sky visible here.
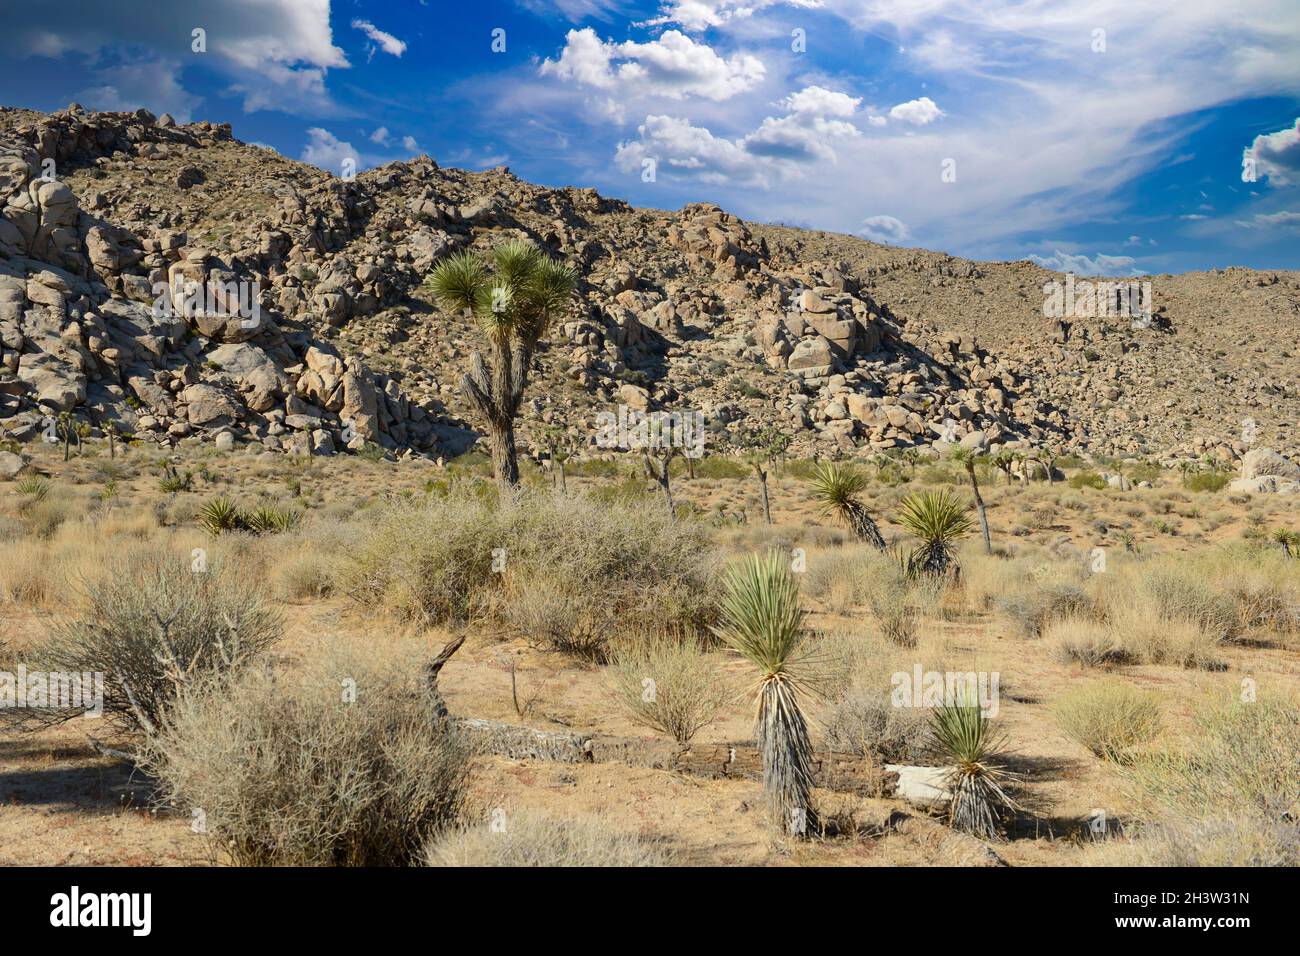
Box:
[1,0,1298,275]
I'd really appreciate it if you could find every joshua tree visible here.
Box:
[990,451,1015,487]
[745,426,791,525]
[642,445,678,519]
[429,241,577,492]
[714,551,816,836]
[931,691,1017,839]
[897,488,973,580]
[542,425,574,494]
[949,447,992,555]
[808,461,886,550]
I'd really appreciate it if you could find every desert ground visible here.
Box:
[1,438,1296,867]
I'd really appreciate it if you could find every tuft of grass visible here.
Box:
[1051,680,1161,762]
[607,638,730,744]
[425,811,675,867]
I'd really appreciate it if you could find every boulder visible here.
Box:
[787,336,834,376]
[1240,447,1300,481]
[0,450,26,479]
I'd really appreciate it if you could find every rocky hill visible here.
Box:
[2,104,1297,468]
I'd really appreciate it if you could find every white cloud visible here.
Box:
[858,215,910,243]
[402,135,420,152]
[1245,118,1300,186]
[1179,213,1207,221]
[0,0,349,116]
[646,0,823,32]
[73,57,201,123]
[370,126,391,146]
[301,128,360,175]
[614,85,862,181]
[1234,210,1300,229]
[1027,250,1143,277]
[540,28,765,101]
[888,96,943,126]
[351,19,406,58]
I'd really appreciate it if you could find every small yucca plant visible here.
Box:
[808,462,885,550]
[15,475,50,501]
[931,692,1017,839]
[198,496,243,536]
[896,489,973,580]
[714,552,817,836]
[245,505,301,536]
[1271,528,1298,559]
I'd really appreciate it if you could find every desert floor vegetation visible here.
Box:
[0,439,1297,866]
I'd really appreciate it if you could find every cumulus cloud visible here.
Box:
[369,126,391,146]
[1245,118,1300,186]
[540,28,765,101]
[614,84,862,182]
[888,96,943,126]
[858,215,910,244]
[0,0,349,115]
[1027,250,1143,277]
[402,135,421,152]
[351,19,407,58]
[301,128,360,175]
[73,57,201,122]
[645,0,823,32]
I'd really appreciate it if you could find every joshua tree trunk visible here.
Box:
[644,448,676,519]
[461,343,528,493]
[846,501,887,551]
[756,463,772,525]
[965,462,992,555]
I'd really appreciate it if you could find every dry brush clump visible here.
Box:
[607,637,731,744]
[14,546,282,733]
[1050,679,1162,762]
[1104,694,1300,866]
[340,489,719,658]
[425,810,676,867]
[142,643,471,866]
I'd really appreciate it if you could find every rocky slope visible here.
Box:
[1,104,1297,467]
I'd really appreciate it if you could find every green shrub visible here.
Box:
[1068,471,1107,490]
[1186,471,1230,493]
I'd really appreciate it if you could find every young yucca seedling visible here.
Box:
[931,692,1018,840]
[714,552,818,836]
[808,462,886,550]
[1271,528,1299,559]
[198,496,243,536]
[896,488,973,580]
[15,476,50,501]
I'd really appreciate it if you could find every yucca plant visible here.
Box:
[931,692,1018,839]
[198,496,244,536]
[808,462,885,550]
[897,488,973,580]
[245,505,301,536]
[429,241,577,492]
[1271,528,1298,559]
[15,475,50,501]
[713,552,817,836]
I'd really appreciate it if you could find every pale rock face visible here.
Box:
[787,336,834,376]
[181,383,241,426]
[0,449,26,478]
[1240,447,1300,482]
[618,382,651,411]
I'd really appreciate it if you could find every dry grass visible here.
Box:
[606,637,732,744]
[1050,679,1163,762]
[425,810,676,866]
